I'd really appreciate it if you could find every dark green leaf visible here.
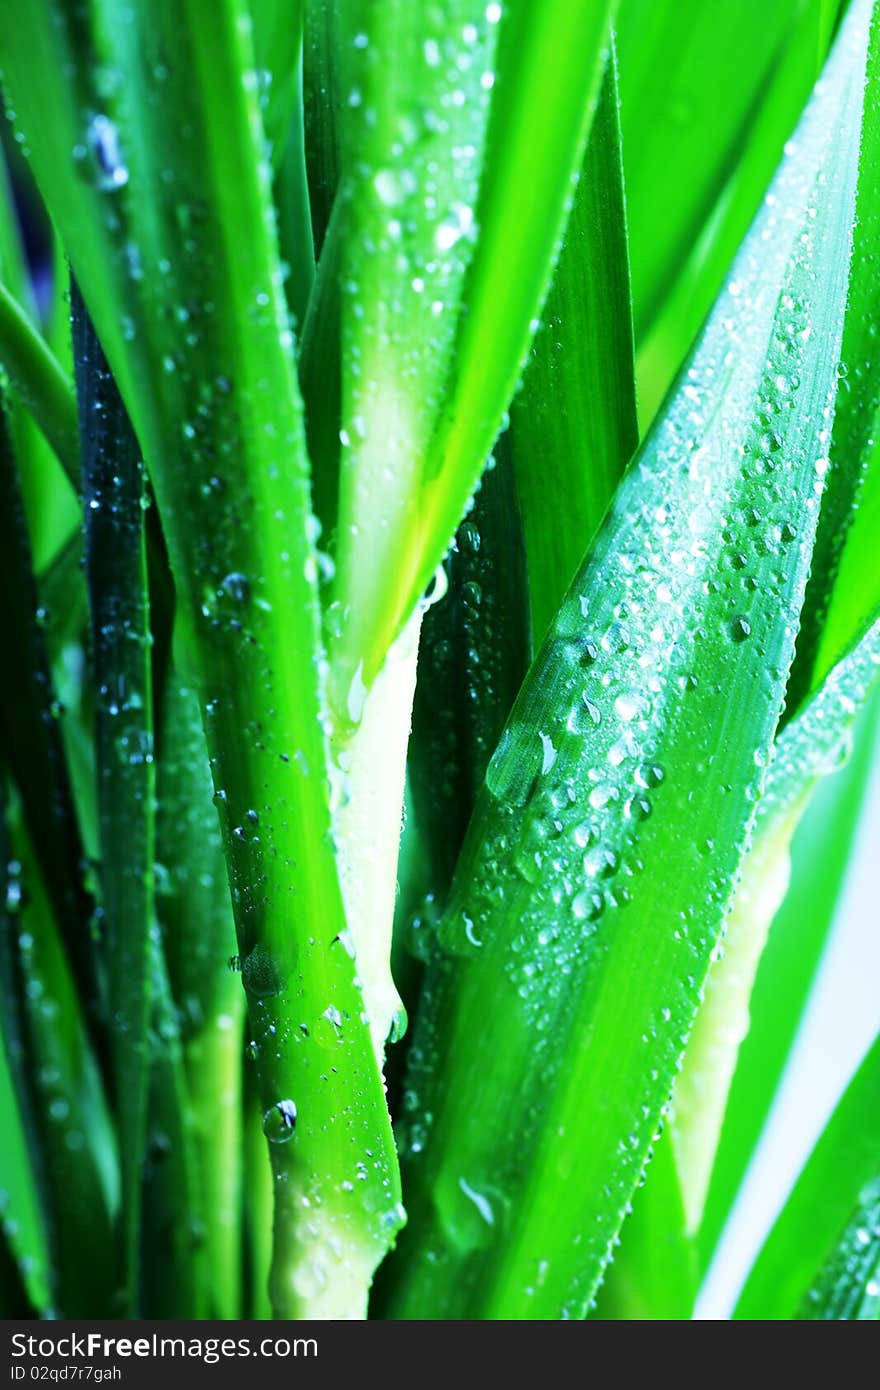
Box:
[74,288,153,1311]
[509,46,637,648]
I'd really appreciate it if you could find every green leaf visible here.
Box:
[591,1137,697,1320]
[326,0,501,691]
[379,0,871,1319]
[243,1082,273,1320]
[408,446,530,900]
[617,10,880,1282]
[0,0,401,1315]
[618,0,827,345]
[674,613,880,1216]
[509,45,637,649]
[141,940,208,1319]
[620,0,834,423]
[156,667,243,1319]
[698,636,880,1271]
[736,1033,880,1319]
[302,0,341,253]
[327,0,615,689]
[250,0,303,162]
[787,4,880,709]
[74,287,154,1312]
[796,1177,880,1320]
[274,64,316,333]
[604,641,880,1315]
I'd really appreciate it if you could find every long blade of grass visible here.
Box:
[73,288,153,1313]
[785,5,880,710]
[618,0,828,346]
[0,0,401,1315]
[796,1183,880,1319]
[302,0,341,254]
[607,17,880,1294]
[508,44,637,650]
[380,1,871,1318]
[669,617,880,1236]
[614,621,880,1315]
[700,686,880,1271]
[735,1033,880,1319]
[251,0,304,164]
[156,667,243,1319]
[328,0,616,692]
[408,447,530,904]
[620,0,835,424]
[274,64,315,334]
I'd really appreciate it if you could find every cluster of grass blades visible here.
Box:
[0,0,878,1321]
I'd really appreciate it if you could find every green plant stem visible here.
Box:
[156,666,243,1318]
[0,0,403,1318]
[332,607,422,1057]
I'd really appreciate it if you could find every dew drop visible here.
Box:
[539,732,557,774]
[262,1099,297,1143]
[88,114,129,191]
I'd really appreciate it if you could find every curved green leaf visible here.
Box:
[75,288,153,1312]
[380,1,870,1319]
[618,0,828,345]
[700,683,880,1270]
[670,616,880,1240]
[620,0,834,424]
[156,667,243,1318]
[787,4,880,710]
[328,0,615,689]
[736,1033,880,1319]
